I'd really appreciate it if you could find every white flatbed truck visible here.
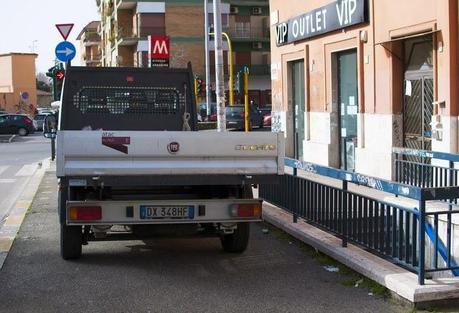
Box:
[48,65,284,259]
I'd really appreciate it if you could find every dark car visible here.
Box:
[198,102,217,121]
[0,114,35,136]
[225,105,264,130]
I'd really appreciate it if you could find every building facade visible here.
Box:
[270,0,458,179]
[77,21,102,67]
[94,0,271,105]
[0,53,38,114]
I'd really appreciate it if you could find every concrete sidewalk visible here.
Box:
[0,158,50,269]
[262,202,459,307]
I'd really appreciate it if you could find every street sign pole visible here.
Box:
[204,0,211,116]
[213,0,226,131]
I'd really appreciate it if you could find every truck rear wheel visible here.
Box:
[59,187,82,260]
[60,224,82,260]
[220,223,250,253]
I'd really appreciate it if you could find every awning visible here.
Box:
[375,30,440,46]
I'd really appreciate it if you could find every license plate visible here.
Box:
[139,205,194,220]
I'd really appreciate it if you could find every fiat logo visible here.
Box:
[168,142,180,154]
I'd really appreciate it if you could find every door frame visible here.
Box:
[334,48,358,171]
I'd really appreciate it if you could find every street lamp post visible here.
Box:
[212,0,226,131]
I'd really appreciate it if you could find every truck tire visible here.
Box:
[59,187,82,260]
[60,224,82,260]
[220,222,250,253]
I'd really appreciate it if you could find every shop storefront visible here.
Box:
[269,0,458,179]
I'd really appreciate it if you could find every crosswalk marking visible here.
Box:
[14,164,38,177]
[0,166,7,176]
[0,179,16,183]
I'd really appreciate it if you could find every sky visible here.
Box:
[0,0,100,73]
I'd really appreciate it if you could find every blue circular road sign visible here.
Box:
[20,92,29,101]
[55,41,76,62]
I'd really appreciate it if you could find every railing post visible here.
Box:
[293,132,299,177]
[51,132,56,161]
[418,199,426,285]
[342,180,348,248]
[293,175,298,223]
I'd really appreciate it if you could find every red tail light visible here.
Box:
[22,117,32,124]
[230,203,262,218]
[239,112,245,118]
[69,206,102,221]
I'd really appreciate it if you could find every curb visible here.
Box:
[0,158,50,270]
[262,202,459,306]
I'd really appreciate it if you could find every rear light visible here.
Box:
[229,203,262,218]
[69,206,102,221]
[239,112,245,118]
[22,117,32,124]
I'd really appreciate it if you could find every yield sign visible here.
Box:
[55,24,74,41]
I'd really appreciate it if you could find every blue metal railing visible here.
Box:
[394,147,459,189]
[259,157,459,285]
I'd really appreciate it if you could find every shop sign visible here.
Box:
[276,0,368,46]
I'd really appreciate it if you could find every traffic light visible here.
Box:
[46,64,65,101]
[194,76,205,97]
[197,79,205,96]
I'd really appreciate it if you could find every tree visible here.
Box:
[36,72,51,92]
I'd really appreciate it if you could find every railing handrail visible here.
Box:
[393,147,459,163]
[285,157,459,201]
[285,157,423,200]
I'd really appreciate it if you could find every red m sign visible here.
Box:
[150,36,170,59]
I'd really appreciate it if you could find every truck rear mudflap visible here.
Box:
[66,199,262,225]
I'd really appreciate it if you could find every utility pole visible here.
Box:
[204,0,211,116]
[210,32,234,106]
[213,0,226,131]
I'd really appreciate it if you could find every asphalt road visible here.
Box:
[0,133,51,226]
[0,170,409,313]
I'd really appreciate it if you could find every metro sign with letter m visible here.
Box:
[149,36,170,67]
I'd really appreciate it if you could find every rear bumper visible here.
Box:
[66,199,262,225]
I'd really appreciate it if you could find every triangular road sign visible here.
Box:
[55,24,74,41]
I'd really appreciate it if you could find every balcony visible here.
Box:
[224,27,270,41]
[117,27,138,46]
[235,64,270,76]
[83,52,102,62]
[210,64,270,77]
[83,31,101,47]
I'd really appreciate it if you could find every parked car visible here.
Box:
[0,114,35,136]
[259,106,272,127]
[198,102,217,121]
[33,113,52,131]
[225,105,264,130]
[263,114,272,127]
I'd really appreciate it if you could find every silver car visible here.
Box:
[33,113,52,131]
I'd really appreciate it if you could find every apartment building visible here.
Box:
[0,53,37,114]
[94,0,271,105]
[76,21,102,67]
